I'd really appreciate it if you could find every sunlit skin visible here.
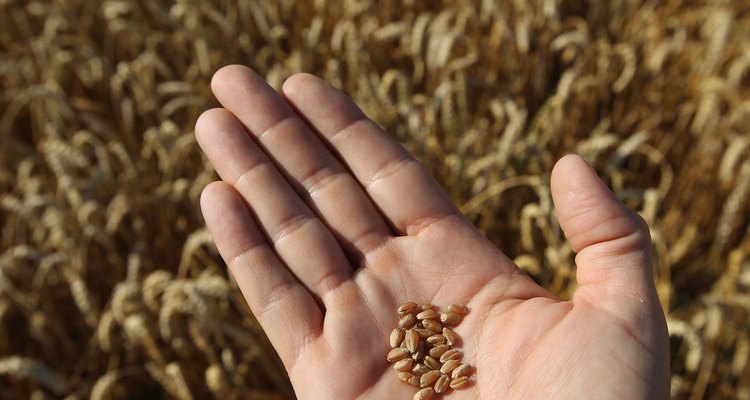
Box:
[196,65,670,399]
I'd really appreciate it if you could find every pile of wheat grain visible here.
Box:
[1,0,748,398]
[387,302,472,398]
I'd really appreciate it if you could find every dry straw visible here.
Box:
[1,0,749,398]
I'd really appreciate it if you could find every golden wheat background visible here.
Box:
[1,0,749,398]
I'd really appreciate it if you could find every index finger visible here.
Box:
[281,74,461,236]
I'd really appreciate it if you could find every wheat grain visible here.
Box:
[420,369,441,388]
[412,363,431,376]
[414,328,433,338]
[439,348,461,363]
[411,338,425,361]
[388,302,473,395]
[429,344,450,358]
[413,387,434,400]
[388,348,411,363]
[434,373,450,393]
[423,355,442,370]
[422,318,442,333]
[447,304,469,314]
[440,312,462,325]
[405,329,420,352]
[394,359,414,372]
[390,328,405,348]
[440,359,461,374]
[398,371,418,386]
[449,375,469,389]
[399,313,418,328]
[451,363,471,378]
[398,302,419,315]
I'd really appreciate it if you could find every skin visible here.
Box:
[196,65,670,400]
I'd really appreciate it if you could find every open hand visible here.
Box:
[196,65,669,399]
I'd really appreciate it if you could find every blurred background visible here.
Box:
[1,0,748,398]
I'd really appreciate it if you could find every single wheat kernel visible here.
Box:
[421,303,434,311]
[434,374,450,393]
[429,344,450,358]
[439,348,461,363]
[414,328,432,338]
[394,359,413,372]
[412,363,431,376]
[408,376,420,387]
[426,334,447,345]
[440,359,461,374]
[420,370,441,388]
[412,340,425,361]
[390,328,405,348]
[405,329,420,353]
[440,312,462,325]
[387,347,410,362]
[450,376,469,389]
[417,309,439,320]
[422,319,442,333]
[414,387,434,400]
[451,363,471,378]
[398,302,418,315]
[442,327,457,346]
[424,355,442,370]
[398,371,415,384]
[448,304,469,314]
[399,314,417,329]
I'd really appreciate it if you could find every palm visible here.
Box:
[291,226,531,399]
[197,66,669,400]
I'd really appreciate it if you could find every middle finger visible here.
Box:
[211,65,393,264]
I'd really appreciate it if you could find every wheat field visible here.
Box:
[1,0,749,398]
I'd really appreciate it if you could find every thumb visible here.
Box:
[550,154,657,307]
[551,154,670,399]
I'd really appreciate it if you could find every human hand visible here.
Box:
[196,65,669,399]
